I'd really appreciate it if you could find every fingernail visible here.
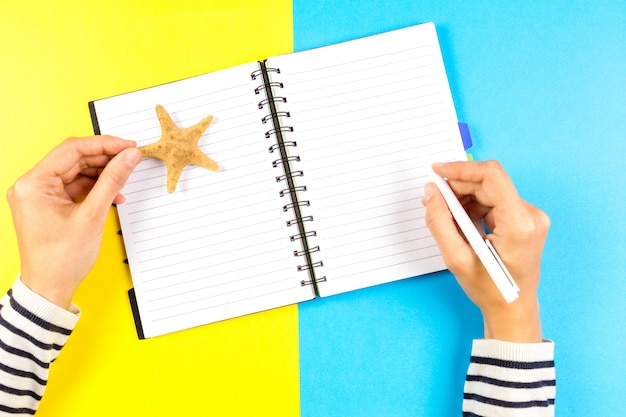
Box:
[422,182,433,204]
[124,148,142,166]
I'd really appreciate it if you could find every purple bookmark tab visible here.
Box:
[458,122,472,150]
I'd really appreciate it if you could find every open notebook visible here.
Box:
[89,22,468,338]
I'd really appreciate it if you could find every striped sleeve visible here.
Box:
[0,278,80,416]
[463,339,555,417]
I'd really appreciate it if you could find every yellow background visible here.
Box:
[0,1,298,415]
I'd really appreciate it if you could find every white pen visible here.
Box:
[426,163,520,303]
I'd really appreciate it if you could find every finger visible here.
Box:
[73,166,105,180]
[63,176,97,202]
[432,160,521,208]
[422,182,475,273]
[72,135,137,156]
[113,192,127,205]
[79,154,114,170]
[464,199,497,233]
[81,147,142,223]
[462,198,492,222]
[434,160,516,199]
[58,156,112,185]
[39,136,136,178]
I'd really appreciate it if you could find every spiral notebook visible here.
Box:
[89,22,468,338]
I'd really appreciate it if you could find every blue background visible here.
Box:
[294,1,626,416]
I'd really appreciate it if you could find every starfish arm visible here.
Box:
[165,161,185,193]
[188,150,220,172]
[138,142,165,160]
[155,104,177,134]
[184,114,214,145]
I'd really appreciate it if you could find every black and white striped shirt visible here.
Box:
[463,339,556,416]
[1,279,555,416]
[0,279,79,416]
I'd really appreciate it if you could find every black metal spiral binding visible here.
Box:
[258,96,287,110]
[256,70,289,118]
[255,82,284,94]
[298,261,323,272]
[275,170,303,183]
[265,126,294,139]
[269,141,296,154]
[272,155,300,168]
[253,61,324,292]
[262,112,290,124]
[282,200,310,213]
[301,276,327,286]
[280,185,307,197]
[290,231,317,242]
[287,216,313,227]
[251,67,280,81]
[294,246,320,257]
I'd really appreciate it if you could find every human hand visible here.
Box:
[6,136,142,310]
[422,160,550,343]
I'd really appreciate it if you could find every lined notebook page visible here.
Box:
[267,23,468,297]
[92,62,314,338]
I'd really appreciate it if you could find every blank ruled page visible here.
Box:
[267,23,468,296]
[92,62,313,337]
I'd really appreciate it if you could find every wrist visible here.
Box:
[20,273,76,311]
[482,298,542,343]
[13,277,81,327]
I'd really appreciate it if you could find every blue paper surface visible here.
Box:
[295,1,626,416]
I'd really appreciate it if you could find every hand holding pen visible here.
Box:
[422,160,550,343]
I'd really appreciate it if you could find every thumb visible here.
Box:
[82,147,142,222]
[422,182,473,271]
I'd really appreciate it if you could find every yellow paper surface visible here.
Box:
[0,1,297,415]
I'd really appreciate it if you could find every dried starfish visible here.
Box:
[139,104,219,193]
